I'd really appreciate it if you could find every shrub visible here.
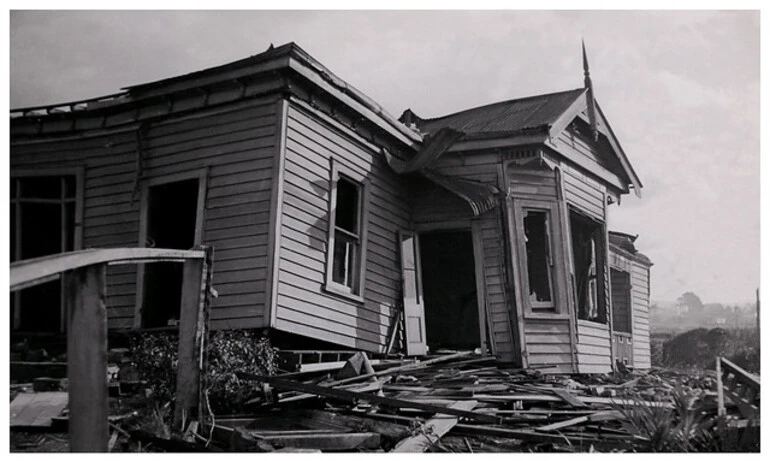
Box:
[127,329,278,417]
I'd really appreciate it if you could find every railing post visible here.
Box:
[173,247,211,430]
[64,264,109,452]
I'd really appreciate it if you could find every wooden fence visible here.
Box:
[10,246,214,452]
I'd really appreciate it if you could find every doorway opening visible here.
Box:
[142,178,199,328]
[419,230,480,351]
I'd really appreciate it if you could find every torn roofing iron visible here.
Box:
[383,127,464,173]
[410,88,586,138]
[419,170,499,217]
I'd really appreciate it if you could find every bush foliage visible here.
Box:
[651,327,759,373]
[127,329,278,416]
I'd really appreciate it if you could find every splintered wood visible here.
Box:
[220,351,732,453]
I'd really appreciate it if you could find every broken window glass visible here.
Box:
[570,210,606,323]
[331,176,361,293]
[523,209,553,305]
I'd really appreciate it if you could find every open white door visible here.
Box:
[399,231,427,356]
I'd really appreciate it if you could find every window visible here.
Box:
[10,172,81,332]
[523,209,554,309]
[569,208,607,324]
[325,161,367,299]
[610,268,633,333]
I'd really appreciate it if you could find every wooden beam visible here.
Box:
[11,247,206,292]
[239,374,499,424]
[173,254,207,429]
[65,264,109,452]
[392,400,478,452]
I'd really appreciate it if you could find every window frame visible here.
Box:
[10,167,84,333]
[512,199,569,318]
[324,159,369,303]
[568,205,609,325]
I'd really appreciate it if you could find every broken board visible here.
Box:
[10,392,69,428]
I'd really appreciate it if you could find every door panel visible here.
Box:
[399,231,427,356]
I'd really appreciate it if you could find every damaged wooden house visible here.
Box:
[9,42,652,373]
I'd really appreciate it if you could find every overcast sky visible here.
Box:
[8,10,760,305]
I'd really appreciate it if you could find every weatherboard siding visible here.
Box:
[576,320,613,373]
[523,319,573,373]
[274,101,409,352]
[10,95,280,330]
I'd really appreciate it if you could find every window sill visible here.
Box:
[323,282,365,304]
[523,312,571,321]
[577,319,609,329]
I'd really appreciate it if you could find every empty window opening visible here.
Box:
[142,178,199,328]
[570,209,607,323]
[419,230,480,351]
[611,268,633,334]
[330,176,362,293]
[10,175,77,332]
[523,209,554,307]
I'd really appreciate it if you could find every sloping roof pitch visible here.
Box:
[412,88,586,138]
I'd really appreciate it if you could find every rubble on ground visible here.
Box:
[10,350,760,453]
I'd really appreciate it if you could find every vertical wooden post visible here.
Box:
[716,356,725,417]
[65,264,109,452]
[173,250,208,430]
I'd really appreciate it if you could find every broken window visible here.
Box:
[611,268,633,333]
[523,209,554,308]
[10,174,78,332]
[569,209,607,323]
[326,164,367,298]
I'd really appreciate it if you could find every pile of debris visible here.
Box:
[205,351,758,452]
[10,350,760,452]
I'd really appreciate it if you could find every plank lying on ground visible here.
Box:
[300,410,410,442]
[355,411,635,448]
[10,392,69,428]
[276,380,384,404]
[472,394,675,408]
[127,429,221,452]
[392,400,478,452]
[273,352,474,403]
[551,388,589,408]
[251,431,381,451]
[535,410,624,432]
[237,373,500,424]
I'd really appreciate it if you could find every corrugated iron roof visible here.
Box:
[412,88,586,138]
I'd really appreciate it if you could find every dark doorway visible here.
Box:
[419,230,480,351]
[142,178,199,328]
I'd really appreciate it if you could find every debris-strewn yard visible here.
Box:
[10,333,760,453]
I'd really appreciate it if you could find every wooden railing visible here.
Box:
[716,356,760,419]
[10,246,214,452]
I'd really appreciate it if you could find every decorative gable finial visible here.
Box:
[582,39,599,142]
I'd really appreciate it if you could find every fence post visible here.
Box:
[65,264,109,452]
[716,356,725,417]
[173,248,209,430]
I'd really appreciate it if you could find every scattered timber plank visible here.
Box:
[251,432,381,451]
[10,392,69,428]
[535,410,624,432]
[473,393,674,408]
[127,429,221,452]
[326,351,475,387]
[299,410,410,443]
[276,380,383,404]
[237,373,499,424]
[336,351,376,380]
[551,388,589,408]
[392,400,478,452]
[354,412,632,449]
